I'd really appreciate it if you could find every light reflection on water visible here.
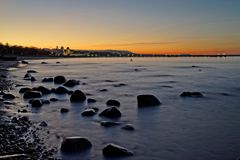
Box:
[8,57,240,160]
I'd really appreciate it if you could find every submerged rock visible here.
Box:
[121,124,135,131]
[61,137,92,153]
[50,98,58,102]
[180,92,203,97]
[70,90,86,102]
[102,143,133,157]
[106,99,120,107]
[31,99,42,108]
[54,76,66,84]
[87,98,96,103]
[99,107,121,118]
[23,91,42,99]
[30,77,37,82]
[3,93,15,100]
[100,121,121,127]
[63,80,80,87]
[60,108,69,113]
[42,77,54,83]
[81,109,96,116]
[27,70,37,73]
[99,89,108,92]
[19,87,32,94]
[137,95,161,107]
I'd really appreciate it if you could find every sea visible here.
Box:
[7,57,240,160]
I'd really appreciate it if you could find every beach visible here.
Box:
[0,57,239,160]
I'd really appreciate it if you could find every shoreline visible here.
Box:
[0,60,56,159]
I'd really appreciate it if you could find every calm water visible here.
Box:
[8,57,240,160]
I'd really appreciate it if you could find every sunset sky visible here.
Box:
[0,0,240,54]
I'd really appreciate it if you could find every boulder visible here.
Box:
[23,91,42,99]
[121,124,135,131]
[33,86,51,95]
[70,90,86,102]
[61,137,92,153]
[50,98,59,102]
[60,108,69,113]
[27,70,37,73]
[137,95,161,107]
[87,98,96,103]
[21,60,28,64]
[19,87,32,94]
[106,99,120,107]
[31,99,42,108]
[42,77,54,83]
[24,73,32,80]
[180,92,203,97]
[99,107,121,118]
[54,76,66,84]
[54,86,70,94]
[63,80,80,87]
[30,77,37,81]
[100,121,121,127]
[81,109,96,116]
[102,144,133,157]
[3,94,15,100]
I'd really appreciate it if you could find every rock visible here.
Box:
[50,98,58,102]
[54,76,66,84]
[31,99,42,108]
[21,60,28,64]
[54,86,70,94]
[33,86,51,95]
[137,95,161,107]
[42,77,54,83]
[30,77,37,81]
[99,89,108,92]
[106,99,120,107]
[3,101,15,105]
[102,143,133,157]
[81,109,96,116]
[70,90,86,102]
[3,94,15,100]
[23,91,42,99]
[121,124,135,131]
[41,62,48,64]
[63,80,80,87]
[39,121,48,127]
[41,99,50,104]
[100,121,121,127]
[99,107,121,118]
[113,83,127,87]
[87,98,96,103]
[56,61,60,64]
[60,108,69,113]
[61,137,92,153]
[180,92,203,97]
[19,87,32,94]
[11,117,18,123]
[27,70,37,73]
[24,73,32,80]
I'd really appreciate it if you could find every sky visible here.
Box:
[0,0,240,54]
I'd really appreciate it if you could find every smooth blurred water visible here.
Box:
[8,57,240,160]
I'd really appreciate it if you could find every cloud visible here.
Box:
[92,41,177,47]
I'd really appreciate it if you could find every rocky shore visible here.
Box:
[0,60,56,159]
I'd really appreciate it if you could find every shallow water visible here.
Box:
[8,57,240,160]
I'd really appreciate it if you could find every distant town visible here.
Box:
[0,43,239,60]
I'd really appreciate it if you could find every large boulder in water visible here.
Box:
[42,77,54,83]
[33,86,51,95]
[61,137,92,153]
[70,90,86,102]
[54,76,66,84]
[99,107,121,118]
[3,94,15,100]
[180,92,203,97]
[102,143,133,157]
[54,86,70,94]
[63,80,80,87]
[23,91,42,99]
[137,95,161,107]
[106,99,120,107]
